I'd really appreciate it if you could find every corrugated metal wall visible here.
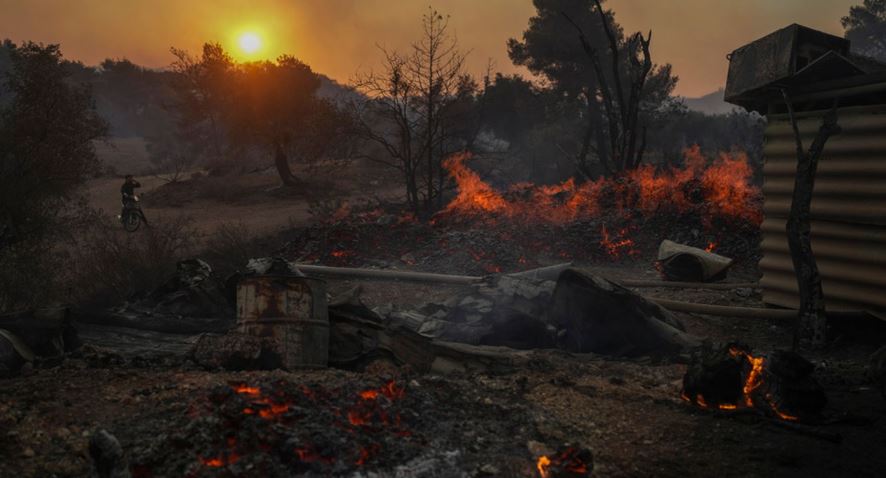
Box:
[761,103,886,319]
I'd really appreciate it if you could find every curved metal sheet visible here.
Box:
[760,103,886,319]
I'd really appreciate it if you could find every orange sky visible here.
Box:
[0,0,859,97]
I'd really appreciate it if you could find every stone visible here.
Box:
[89,429,131,478]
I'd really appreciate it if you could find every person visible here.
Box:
[120,175,141,218]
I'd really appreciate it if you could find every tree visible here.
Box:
[780,92,841,349]
[167,45,342,186]
[354,8,469,213]
[168,43,236,172]
[0,42,106,309]
[843,0,886,62]
[227,56,343,186]
[509,0,678,176]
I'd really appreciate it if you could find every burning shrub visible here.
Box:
[438,146,761,229]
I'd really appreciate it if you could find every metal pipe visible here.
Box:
[294,264,481,285]
[650,297,869,320]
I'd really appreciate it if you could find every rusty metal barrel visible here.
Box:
[236,274,329,369]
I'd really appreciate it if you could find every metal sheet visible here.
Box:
[760,103,886,319]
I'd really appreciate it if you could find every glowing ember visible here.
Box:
[686,346,800,420]
[599,225,638,259]
[705,241,718,252]
[536,446,593,478]
[234,385,260,396]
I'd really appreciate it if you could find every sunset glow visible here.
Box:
[238,32,262,55]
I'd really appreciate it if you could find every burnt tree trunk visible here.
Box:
[781,91,841,348]
[562,2,653,174]
[274,142,299,187]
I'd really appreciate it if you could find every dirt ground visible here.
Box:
[3,162,883,477]
[86,159,404,237]
[1,259,884,478]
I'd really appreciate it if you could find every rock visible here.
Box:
[400,252,417,265]
[89,429,131,478]
[0,329,32,378]
[376,214,397,225]
[477,463,500,475]
[657,240,733,282]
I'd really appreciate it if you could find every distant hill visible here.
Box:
[683,88,740,116]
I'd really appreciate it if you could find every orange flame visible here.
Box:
[234,385,260,396]
[600,225,638,259]
[440,146,761,229]
[537,455,552,478]
[690,347,799,420]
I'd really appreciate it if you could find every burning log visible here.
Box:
[682,343,826,421]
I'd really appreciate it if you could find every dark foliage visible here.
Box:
[0,42,106,311]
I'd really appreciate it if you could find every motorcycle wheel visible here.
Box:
[123,211,141,232]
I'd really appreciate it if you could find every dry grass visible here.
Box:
[67,215,198,306]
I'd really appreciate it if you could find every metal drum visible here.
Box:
[236,275,329,369]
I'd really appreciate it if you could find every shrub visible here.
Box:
[68,215,197,306]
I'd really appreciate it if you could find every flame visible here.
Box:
[235,385,260,396]
[705,241,717,252]
[439,147,761,229]
[536,447,591,478]
[600,225,638,259]
[689,347,799,420]
[537,455,552,477]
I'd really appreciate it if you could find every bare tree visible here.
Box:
[781,91,841,348]
[353,8,468,213]
[561,0,661,173]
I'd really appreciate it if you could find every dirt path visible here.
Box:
[86,166,404,238]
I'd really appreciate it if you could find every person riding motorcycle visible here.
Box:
[120,174,141,218]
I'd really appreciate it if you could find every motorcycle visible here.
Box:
[120,195,147,232]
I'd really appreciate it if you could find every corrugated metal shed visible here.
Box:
[761,103,886,319]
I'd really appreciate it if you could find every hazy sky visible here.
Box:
[0,0,859,97]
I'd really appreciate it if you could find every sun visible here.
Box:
[238,32,262,55]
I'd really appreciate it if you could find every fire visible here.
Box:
[687,347,799,420]
[599,225,638,259]
[705,241,717,252]
[537,455,552,477]
[439,146,761,229]
[234,385,260,396]
[536,447,593,478]
[199,381,414,471]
